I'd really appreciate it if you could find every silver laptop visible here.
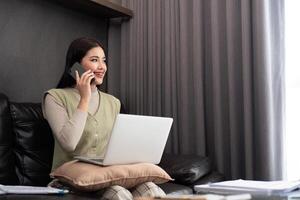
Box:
[74,114,173,166]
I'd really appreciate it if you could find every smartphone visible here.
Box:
[69,62,95,83]
[69,62,85,80]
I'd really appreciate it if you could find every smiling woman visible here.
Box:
[285,0,300,181]
[41,37,166,199]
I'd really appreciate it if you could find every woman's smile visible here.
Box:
[93,71,105,78]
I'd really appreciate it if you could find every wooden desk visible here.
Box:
[134,195,211,200]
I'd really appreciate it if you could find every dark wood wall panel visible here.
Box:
[0,0,108,102]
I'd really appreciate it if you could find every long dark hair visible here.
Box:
[56,37,104,88]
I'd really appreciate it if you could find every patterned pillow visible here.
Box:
[50,160,172,192]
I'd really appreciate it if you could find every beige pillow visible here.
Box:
[50,160,173,191]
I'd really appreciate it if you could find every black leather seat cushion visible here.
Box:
[159,154,212,185]
[0,94,18,184]
[10,102,54,186]
[190,171,225,186]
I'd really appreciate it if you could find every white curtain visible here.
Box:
[108,0,285,180]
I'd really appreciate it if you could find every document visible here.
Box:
[211,179,300,191]
[0,184,68,195]
[194,179,300,196]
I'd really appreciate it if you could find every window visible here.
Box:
[285,0,300,180]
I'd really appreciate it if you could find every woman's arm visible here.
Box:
[43,94,88,152]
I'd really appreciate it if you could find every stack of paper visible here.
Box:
[0,184,68,195]
[194,179,300,196]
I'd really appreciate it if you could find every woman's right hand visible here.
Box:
[75,69,95,112]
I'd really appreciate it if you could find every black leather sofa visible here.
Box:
[0,92,224,199]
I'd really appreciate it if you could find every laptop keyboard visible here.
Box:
[89,158,103,162]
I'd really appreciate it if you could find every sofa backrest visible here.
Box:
[0,93,54,186]
[0,93,18,184]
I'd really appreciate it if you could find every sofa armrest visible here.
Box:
[159,182,193,195]
[158,154,212,185]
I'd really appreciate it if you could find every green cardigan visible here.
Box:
[46,88,120,170]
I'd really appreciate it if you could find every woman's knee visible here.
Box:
[101,185,133,200]
[131,182,166,197]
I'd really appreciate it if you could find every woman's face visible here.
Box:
[80,46,107,85]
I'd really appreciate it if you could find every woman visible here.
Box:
[42,37,165,199]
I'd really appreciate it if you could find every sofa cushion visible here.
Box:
[51,161,172,192]
[189,171,225,186]
[159,154,211,185]
[10,102,54,186]
[0,93,18,185]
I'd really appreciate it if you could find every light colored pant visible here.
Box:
[101,182,166,200]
